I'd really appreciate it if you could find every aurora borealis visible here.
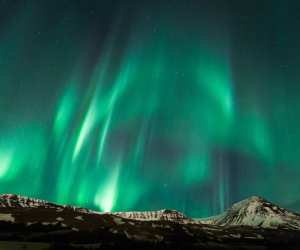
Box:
[1,0,300,217]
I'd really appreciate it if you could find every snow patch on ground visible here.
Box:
[113,217,125,225]
[0,213,14,222]
[74,216,84,221]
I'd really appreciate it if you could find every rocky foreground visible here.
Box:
[0,194,299,249]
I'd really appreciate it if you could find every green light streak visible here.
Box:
[97,111,112,164]
[94,162,120,212]
[96,62,134,165]
[197,49,234,125]
[72,95,98,161]
[54,84,77,140]
[3,1,299,217]
[0,149,14,178]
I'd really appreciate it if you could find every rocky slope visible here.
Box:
[0,194,90,212]
[201,196,300,230]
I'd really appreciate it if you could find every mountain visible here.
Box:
[0,194,299,249]
[201,196,300,230]
[113,209,190,222]
[0,194,90,212]
[0,194,104,233]
[0,194,56,208]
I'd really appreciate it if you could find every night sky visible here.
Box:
[0,0,300,217]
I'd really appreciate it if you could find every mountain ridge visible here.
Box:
[0,194,91,213]
[0,194,299,249]
[1,193,300,229]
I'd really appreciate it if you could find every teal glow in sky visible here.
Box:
[0,0,300,217]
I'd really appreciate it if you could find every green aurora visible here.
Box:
[0,0,300,217]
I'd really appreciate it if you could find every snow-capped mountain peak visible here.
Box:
[210,196,300,229]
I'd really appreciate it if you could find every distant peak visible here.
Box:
[209,195,300,229]
[247,196,265,202]
[236,196,269,205]
[232,196,287,214]
[113,209,189,222]
[0,194,44,201]
[160,209,183,214]
[0,194,91,213]
[0,194,58,209]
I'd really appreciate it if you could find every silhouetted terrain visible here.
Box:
[0,194,299,249]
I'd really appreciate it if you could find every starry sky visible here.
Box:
[0,0,300,217]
